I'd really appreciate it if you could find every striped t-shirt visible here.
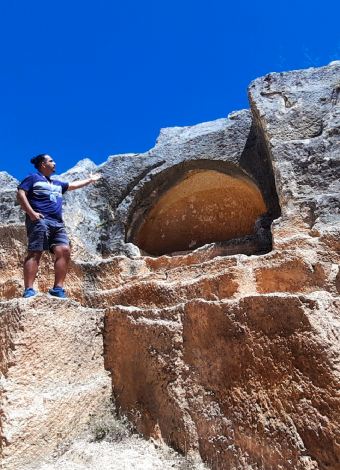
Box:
[18,172,69,222]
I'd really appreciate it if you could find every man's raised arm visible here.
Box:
[67,173,101,191]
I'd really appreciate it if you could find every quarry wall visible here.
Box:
[0,61,340,469]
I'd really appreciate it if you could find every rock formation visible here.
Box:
[0,297,110,469]
[0,61,340,469]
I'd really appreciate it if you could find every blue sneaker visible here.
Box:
[23,287,36,298]
[49,286,67,298]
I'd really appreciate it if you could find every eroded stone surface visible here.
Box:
[248,60,340,252]
[0,296,111,469]
[104,293,340,469]
[136,169,267,255]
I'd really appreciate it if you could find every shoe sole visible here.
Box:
[48,293,67,299]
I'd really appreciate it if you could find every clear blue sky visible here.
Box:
[1,0,339,182]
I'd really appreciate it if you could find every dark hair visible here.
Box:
[31,154,48,170]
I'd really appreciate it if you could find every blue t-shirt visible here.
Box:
[18,172,69,222]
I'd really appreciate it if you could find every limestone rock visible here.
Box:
[56,110,278,259]
[105,292,340,469]
[0,296,111,469]
[248,61,340,251]
[100,61,340,469]
[0,172,24,225]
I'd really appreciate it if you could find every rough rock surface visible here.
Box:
[248,60,340,252]
[0,296,111,469]
[31,435,208,470]
[1,61,340,469]
[105,292,340,469]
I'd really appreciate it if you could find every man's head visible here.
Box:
[31,154,56,176]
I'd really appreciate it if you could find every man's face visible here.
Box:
[41,156,56,175]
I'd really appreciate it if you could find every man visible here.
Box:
[17,154,101,298]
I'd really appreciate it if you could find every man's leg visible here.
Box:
[24,251,43,289]
[53,245,71,288]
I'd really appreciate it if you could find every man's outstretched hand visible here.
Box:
[89,172,102,182]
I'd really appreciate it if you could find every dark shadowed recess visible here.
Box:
[126,123,281,257]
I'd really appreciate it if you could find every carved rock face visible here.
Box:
[136,169,267,255]
[105,294,340,470]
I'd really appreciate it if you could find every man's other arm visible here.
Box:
[67,173,101,191]
[17,189,45,220]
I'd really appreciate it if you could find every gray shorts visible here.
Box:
[26,218,70,253]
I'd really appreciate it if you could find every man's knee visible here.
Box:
[53,245,71,259]
[25,250,43,262]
